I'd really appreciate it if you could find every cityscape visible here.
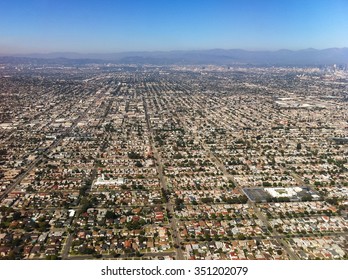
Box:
[0,61,347,260]
[0,0,348,268]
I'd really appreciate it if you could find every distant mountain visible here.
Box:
[1,48,348,65]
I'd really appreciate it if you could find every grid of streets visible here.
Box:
[0,64,347,260]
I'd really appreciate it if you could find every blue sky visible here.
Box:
[0,0,347,53]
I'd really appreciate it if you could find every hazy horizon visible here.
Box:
[1,0,347,54]
[1,47,348,57]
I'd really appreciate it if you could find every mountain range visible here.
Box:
[1,48,348,66]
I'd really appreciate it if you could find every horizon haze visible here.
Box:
[0,0,348,54]
[1,48,348,66]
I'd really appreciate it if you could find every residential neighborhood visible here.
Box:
[0,62,347,260]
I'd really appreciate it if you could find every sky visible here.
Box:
[0,0,347,54]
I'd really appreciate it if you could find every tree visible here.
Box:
[46,255,59,260]
[12,211,21,220]
[201,197,214,204]
[105,210,116,219]
[237,233,246,240]
[128,151,143,159]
